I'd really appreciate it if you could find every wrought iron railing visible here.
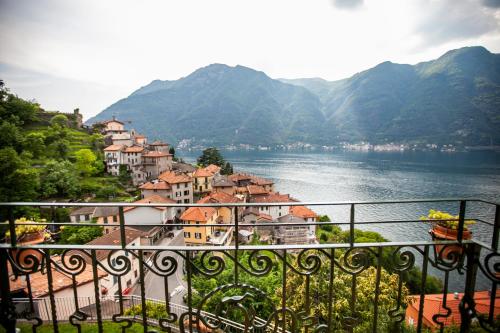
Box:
[0,199,499,333]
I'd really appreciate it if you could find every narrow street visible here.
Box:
[133,229,188,305]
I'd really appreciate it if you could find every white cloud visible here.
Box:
[0,0,499,119]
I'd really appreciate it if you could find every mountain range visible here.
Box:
[87,46,500,148]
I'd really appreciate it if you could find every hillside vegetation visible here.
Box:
[88,46,500,147]
[0,80,132,219]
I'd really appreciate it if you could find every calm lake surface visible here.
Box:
[180,150,500,290]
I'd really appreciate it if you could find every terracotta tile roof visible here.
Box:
[247,185,268,195]
[139,181,171,190]
[143,151,171,158]
[250,176,273,186]
[229,173,252,182]
[290,206,317,219]
[10,256,107,298]
[258,213,273,221]
[407,291,500,328]
[250,193,294,204]
[86,227,145,261]
[205,164,221,174]
[124,194,176,212]
[180,207,217,222]
[134,134,146,138]
[159,171,192,184]
[193,168,214,177]
[124,146,145,153]
[104,144,125,151]
[198,192,241,204]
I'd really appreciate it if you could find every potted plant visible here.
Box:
[422,209,474,260]
[5,218,51,270]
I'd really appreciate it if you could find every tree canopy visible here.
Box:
[197,147,233,175]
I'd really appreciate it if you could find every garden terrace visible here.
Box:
[0,199,499,333]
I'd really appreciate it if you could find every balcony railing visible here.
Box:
[0,199,499,333]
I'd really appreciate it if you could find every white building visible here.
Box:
[103,144,125,176]
[87,228,144,297]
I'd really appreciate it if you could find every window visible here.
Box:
[184,199,190,203]
[177,184,180,189]
[85,214,90,221]
[75,215,80,222]
[184,232,191,238]
[177,200,182,204]
[113,215,118,222]
[103,217,108,224]
[185,183,188,188]
[184,190,189,195]
[199,186,202,191]
[195,233,202,239]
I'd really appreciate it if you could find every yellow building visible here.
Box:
[193,164,221,196]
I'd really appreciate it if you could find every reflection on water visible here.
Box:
[180,150,500,290]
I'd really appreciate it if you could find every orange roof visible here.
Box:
[124,146,145,153]
[198,192,241,204]
[134,134,146,138]
[193,168,214,177]
[258,213,273,221]
[124,194,176,212]
[9,257,107,298]
[229,173,252,182]
[250,176,273,186]
[407,291,500,328]
[104,144,125,151]
[180,207,217,222]
[205,164,221,174]
[290,206,317,219]
[143,151,171,158]
[247,185,268,195]
[250,193,294,204]
[139,181,171,190]
[159,171,192,184]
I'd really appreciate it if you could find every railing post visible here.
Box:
[349,204,355,246]
[459,242,481,333]
[119,206,126,249]
[457,200,466,243]
[0,248,16,332]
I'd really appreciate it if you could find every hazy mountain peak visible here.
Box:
[88,46,500,147]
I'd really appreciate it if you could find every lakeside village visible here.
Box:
[7,116,499,331]
[179,139,466,153]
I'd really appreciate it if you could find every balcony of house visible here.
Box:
[0,199,499,333]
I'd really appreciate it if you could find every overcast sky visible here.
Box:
[1,0,499,120]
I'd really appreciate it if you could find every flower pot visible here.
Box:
[429,224,471,260]
[10,231,46,271]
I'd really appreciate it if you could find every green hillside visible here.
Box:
[88,46,500,147]
[0,80,132,215]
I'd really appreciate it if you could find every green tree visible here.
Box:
[169,146,175,156]
[118,165,132,184]
[24,132,46,158]
[284,265,408,332]
[221,161,233,175]
[0,148,39,202]
[74,149,97,176]
[0,83,39,125]
[40,160,80,198]
[0,120,24,150]
[50,114,69,127]
[59,224,103,245]
[48,139,70,160]
[197,147,226,167]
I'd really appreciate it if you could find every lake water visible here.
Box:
[180,150,500,290]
